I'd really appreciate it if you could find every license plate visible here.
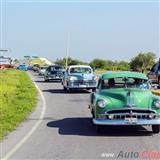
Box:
[125,117,137,124]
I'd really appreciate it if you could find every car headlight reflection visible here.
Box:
[69,76,77,81]
[154,100,160,108]
[97,99,107,108]
[93,75,99,81]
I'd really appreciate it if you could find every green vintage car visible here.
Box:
[89,71,160,133]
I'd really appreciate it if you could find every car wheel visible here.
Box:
[63,86,67,91]
[152,125,160,133]
[92,88,96,92]
[44,78,49,82]
[68,88,73,93]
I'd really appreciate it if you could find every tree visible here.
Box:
[55,57,87,67]
[13,59,19,64]
[117,61,130,71]
[89,59,107,69]
[130,52,156,72]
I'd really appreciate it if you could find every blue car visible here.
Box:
[62,65,98,92]
[18,64,28,71]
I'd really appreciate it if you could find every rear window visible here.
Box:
[70,67,92,74]
[49,66,63,71]
[19,65,26,67]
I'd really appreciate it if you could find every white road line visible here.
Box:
[2,81,46,160]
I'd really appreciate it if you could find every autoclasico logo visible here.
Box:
[117,150,160,159]
[101,150,160,159]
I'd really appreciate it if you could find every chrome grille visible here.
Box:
[107,109,156,114]
[98,109,158,120]
[73,80,97,85]
[105,114,156,120]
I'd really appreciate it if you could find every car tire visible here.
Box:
[68,88,73,93]
[152,125,160,133]
[63,86,67,91]
[92,88,96,92]
[44,78,49,82]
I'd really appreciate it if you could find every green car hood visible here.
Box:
[100,88,153,110]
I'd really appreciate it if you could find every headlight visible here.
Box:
[154,100,160,108]
[93,75,99,81]
[69,76,77,81]
[97,99,107,108]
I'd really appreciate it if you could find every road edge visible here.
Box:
[2,72,46,160]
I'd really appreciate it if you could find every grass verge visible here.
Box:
[0,69,37,140]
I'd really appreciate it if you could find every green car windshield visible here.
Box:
[101,77,150,90]
[70,67,92,74]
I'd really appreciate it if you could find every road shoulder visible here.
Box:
[1,72,46,159]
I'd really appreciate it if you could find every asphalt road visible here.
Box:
[1,71,160,160]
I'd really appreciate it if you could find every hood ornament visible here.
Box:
[126,91,135,108]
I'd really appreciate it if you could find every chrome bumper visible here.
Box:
[68,81,97,89]
[48,76,62,79]
[68,86,96,89]
[93,118,160,126]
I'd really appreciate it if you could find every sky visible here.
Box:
[0,0,159,62]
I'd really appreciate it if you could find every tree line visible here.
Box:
[55,52,157,72]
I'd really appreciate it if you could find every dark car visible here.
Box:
[44,65,64,82]
[148,59,160,84]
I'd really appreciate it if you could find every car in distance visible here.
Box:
[89,71,160,133]
[44,65,64,82]
[32,64,40,72]
[62,65,98,92]
[0,56,13,69]
[38,66,47,76]
[18,64,28,71]
[148,58,160,84]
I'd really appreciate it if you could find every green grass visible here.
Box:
[0,69,37,140]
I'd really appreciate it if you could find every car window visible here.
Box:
[20,65,26,67]
[50,66,63,71]
[70,67,92,74]
[101,77,149,89]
